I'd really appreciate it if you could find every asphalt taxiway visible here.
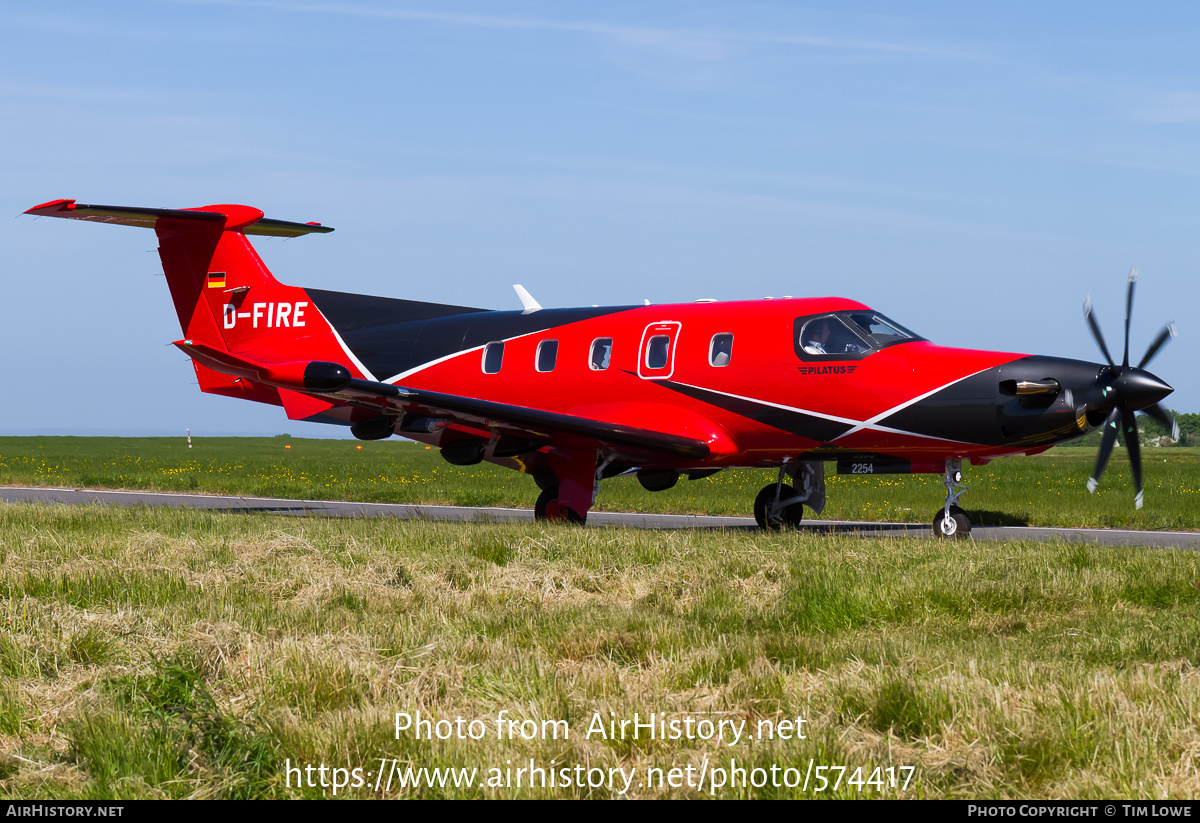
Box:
[2,486,1197,548]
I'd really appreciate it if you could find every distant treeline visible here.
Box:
[1074,409,1200,447]
[1146,410,1200,446]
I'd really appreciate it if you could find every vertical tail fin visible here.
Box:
[154,204,329,357]
[26,199,348,416]
[25,199,337,359]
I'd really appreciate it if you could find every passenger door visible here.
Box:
[637,321,682,380]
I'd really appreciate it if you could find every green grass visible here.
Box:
[1,436,1198,530]
[3,503,1200,798]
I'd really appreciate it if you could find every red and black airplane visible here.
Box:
[26,199,1178,536]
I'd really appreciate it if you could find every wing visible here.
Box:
[174,342,714,461]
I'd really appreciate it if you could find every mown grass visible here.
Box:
[2,503,1200,798]
[1,437,1198,530]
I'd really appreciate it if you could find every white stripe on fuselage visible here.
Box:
[384,346,486,384]
[382,328,551,384]
[830,364,1000,441]
[668,366,996,445]
[308,303,379,382]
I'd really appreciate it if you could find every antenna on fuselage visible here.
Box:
[513,284,542,314]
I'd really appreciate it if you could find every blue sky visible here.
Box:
[3,1,1197,436]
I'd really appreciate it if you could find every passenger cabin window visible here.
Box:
[590,338,613,370]
[482,341,504,374]
[645,335,670,370]
[710,333,733,367]
[536,339,558,372]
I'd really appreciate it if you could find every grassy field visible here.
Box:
[1,436,1198,530]
[2,503,1200,799]
[3,437,1199,798]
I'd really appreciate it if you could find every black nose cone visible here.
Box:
[1111,368,1173,411]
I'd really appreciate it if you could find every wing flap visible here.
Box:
[366,383,713,459]
[323,378,712,458]
[171,342,713,459]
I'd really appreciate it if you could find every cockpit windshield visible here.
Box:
[843,312,922,348]
[794,311,923,360]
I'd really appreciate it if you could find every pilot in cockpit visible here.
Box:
[802,318,833,354]
[802,316,864,355]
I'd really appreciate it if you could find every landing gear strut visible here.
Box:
[532,450,605,525]
[535,487,586,523]
[754,459,824,530]
[933,459,971,538]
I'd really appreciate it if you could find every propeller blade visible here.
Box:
[1082,272,1173,509]
[1083,296,1116,367]
[1087,407,1121,493]
[1122,407,1143,509]
[1123,266,1137,368]
[1137,323,1176,369]
[1142,403,1180,442]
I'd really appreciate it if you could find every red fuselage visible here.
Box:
[27,198,1175,527]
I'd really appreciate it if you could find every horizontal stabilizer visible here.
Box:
[25,200,333,237]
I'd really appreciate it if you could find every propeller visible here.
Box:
[1082,267,1177,508]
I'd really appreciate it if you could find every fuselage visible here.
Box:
[303,293,1156,470]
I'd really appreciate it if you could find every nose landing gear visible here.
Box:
[933,459,971,538]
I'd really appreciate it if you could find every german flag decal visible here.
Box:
[207,272,227,289]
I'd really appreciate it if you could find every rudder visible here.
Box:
[26,199,337,361]
[156,206,319,357]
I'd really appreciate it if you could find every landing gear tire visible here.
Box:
[933,506,971,539]
[534,488,586,524]
[754,483,804,530]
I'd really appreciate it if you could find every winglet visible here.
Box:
[513,284,542,314]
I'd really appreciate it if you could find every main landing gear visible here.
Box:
[754,483,804,529]
[535,488,586,524]
[753,459,825,530]
[933,459,971,539]
[531,450,606,525]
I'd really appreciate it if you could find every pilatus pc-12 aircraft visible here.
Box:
[26,199,1178,537]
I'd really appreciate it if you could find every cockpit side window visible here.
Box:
[797,315,871,358]
[793,311,923,361]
